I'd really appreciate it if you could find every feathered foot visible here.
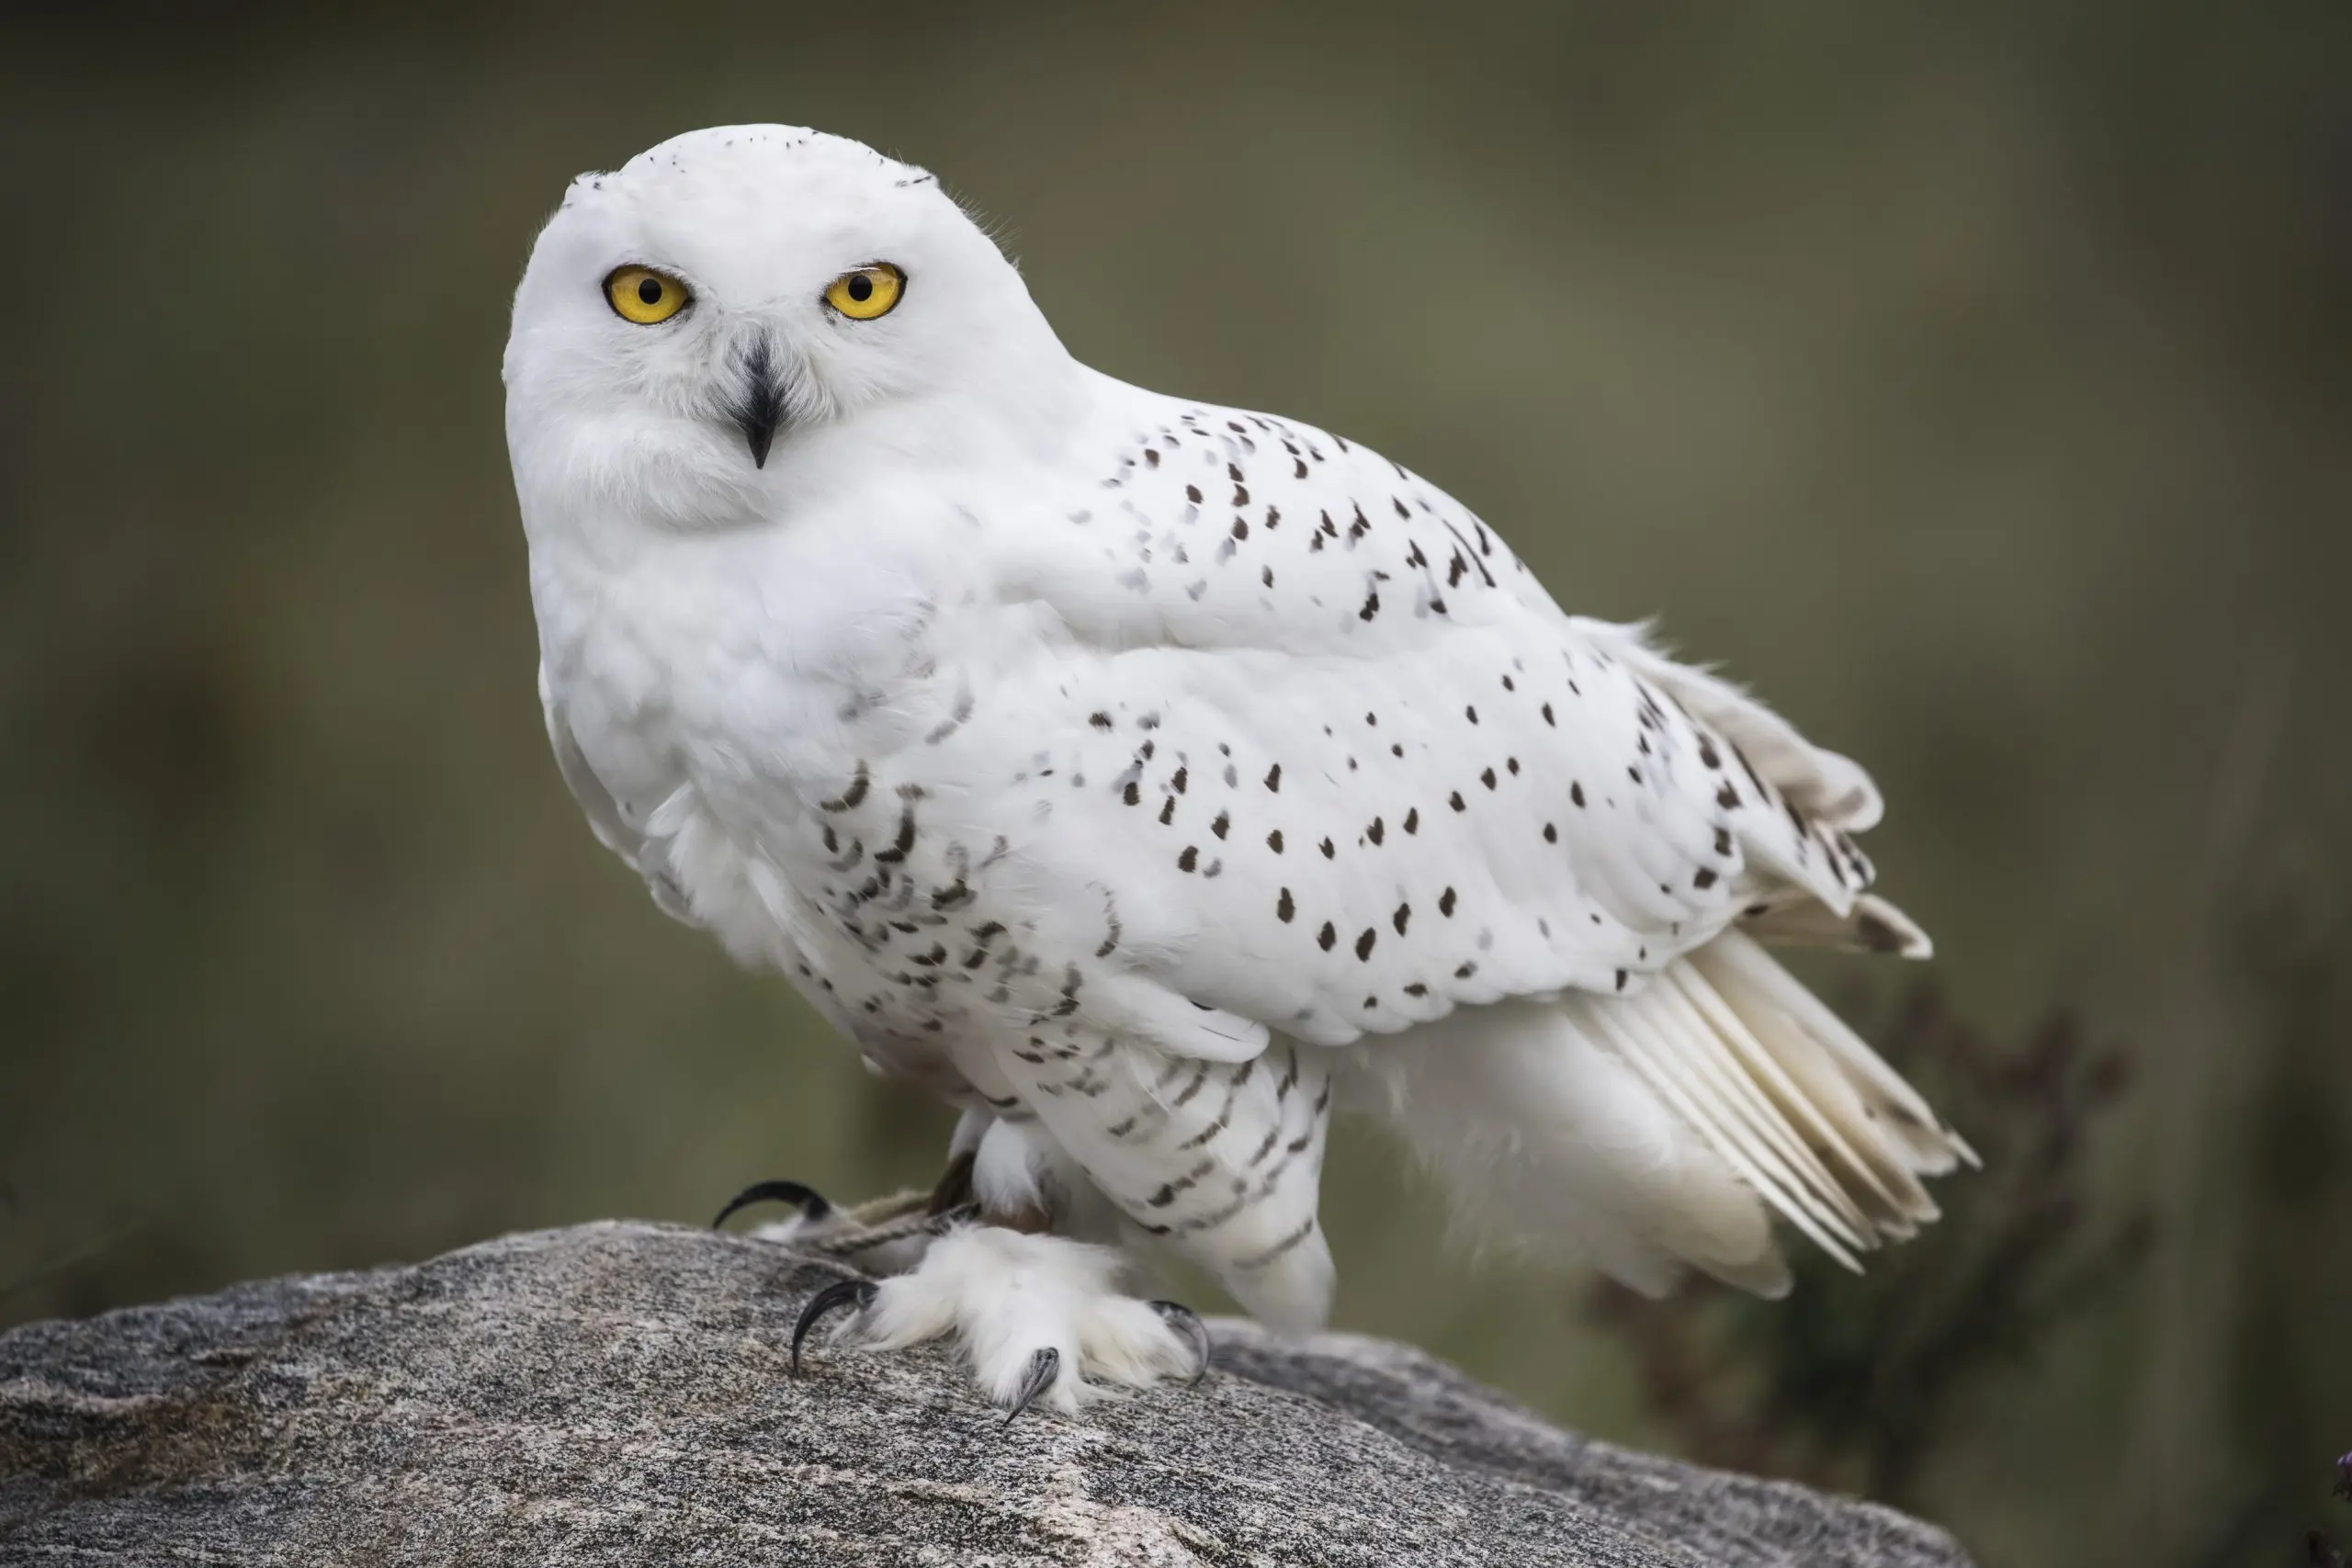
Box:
[787,1225,1211,1420]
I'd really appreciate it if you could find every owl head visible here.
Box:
[503,126,1070,535]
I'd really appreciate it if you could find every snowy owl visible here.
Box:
[504,126,1975,1417]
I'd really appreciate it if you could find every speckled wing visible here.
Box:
[981,392,1906,1053]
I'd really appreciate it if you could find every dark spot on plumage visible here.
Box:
[1233,485,1250,505]
[1171,766,1188,793]
[1501,674,1515,692]
[1319,837,1336,859]
[1211,811,1229,840]
[1627,765,1643,785]
[1360,588,1380,620]
[1144,449,1160,467]
[1265,763,1282,792]
[1439,886,1457,917]
[1317,921,1337,952]
[1404,982,1428,998]
[1366,816,1385,845]
[1123,780,1141,806]
[1393,903,1411,934]
[1698,737,1721,769]
[1464,705,1478,724]
[1736,744,1770,801]
[1295,457,1308,478]
[1717,782,1741,809]
[1403,807,1419,834]
[1694,867,1718,889]
[873,807,918,863]
[1089,711,1113,729]
[1454,961,1477,979]
[821,764,872,813]
[1614,969,1629,991]
[1543,823,1557,843]
[1262,566,1275,587]
[1393,496,1409,518]
[1480,767,1497,789]
[1449,791,1466,811]
[1355,928,1377,961]
[1232,517,1249,539]
[1267,829,1284,852]
[1391,743,1404,757]
[1713,826,1733,856]
[1277,887,1295,922]
[1159,795,1177,825]
[1186,484,1203,502]
[1506,758,1520,775]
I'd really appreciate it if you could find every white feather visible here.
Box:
[505,125,1975,1358]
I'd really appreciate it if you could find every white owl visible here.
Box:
[505,126,1975,1417]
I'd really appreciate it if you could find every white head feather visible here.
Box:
[503,125,1075,542]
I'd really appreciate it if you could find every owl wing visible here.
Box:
[538,662,698,927]
[957,396,1915,1055]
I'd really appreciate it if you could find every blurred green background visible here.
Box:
[5,4,2347,1563]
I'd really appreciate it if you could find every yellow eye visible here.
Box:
[605,265,691,325]
[823,264,905,321]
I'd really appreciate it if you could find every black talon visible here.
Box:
[1002,1347,1061,1425]
[789,1278,876,1376]
[1148,1300,1213,1387]
[713,1179,834,1231]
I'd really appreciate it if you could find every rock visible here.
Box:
[0,1221,1968,1566]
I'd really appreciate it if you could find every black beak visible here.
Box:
[727,334,787,468]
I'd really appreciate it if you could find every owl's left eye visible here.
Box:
[605,265,692,325]
[822,264,905,321]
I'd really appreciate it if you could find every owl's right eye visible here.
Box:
[604,265,692,325]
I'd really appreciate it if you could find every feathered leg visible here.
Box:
[769,1114,1211,1416]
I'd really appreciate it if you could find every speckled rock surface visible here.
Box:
[0,1222,1969,1565]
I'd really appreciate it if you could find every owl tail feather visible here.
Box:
[1365,931,1973,1298]
[1569,931,1974,1280]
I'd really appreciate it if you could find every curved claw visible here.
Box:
[1002,1347,1061,1425]
[789,1278,876,1376]
[713,1179,833,1231]
[1148,1299,1213,1387]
